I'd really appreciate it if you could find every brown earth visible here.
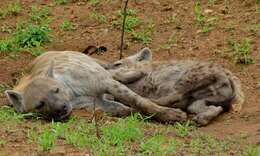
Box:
[0,0,259,155]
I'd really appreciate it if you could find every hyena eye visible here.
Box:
[113,62,122,67]
[36,101,45,110]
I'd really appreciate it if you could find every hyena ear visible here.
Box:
[46,60,55,78]
[5,90,24,112]
[131,47,152,62]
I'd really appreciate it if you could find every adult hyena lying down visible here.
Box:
[106,48,244,125]
[4,51,187,122]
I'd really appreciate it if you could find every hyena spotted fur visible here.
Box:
[106,48,244,125]
[5,51,187,122]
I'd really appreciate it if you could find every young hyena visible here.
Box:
[106,48,244,125]
[4,51,187,122]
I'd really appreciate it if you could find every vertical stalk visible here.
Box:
[119,0,129,59]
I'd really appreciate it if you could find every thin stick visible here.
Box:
[93,98,101,139]
[119,0,129,59]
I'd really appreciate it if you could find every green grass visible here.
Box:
[256,0,260,13]
[228,38,255,64]
[131,22,154,45]
[140,134,179,155]
[0,5,52,56]
[0,1,22,19]
[132,29,152,45]
[208,0,217,6]
[112,9,141,33]
[60,19,75,31]
[0,106,256,155]
[29,5,50,24]
[164,15,177,24]
[38,129,57,150]
[54,0,69,5]
[89,0,100,6]
[0,106,35,122]
[101,114,143,145]
[194,1,218,33]
[160,32,177,50]
[0,139,6,146]
[90,12,107,23]
[174,121,195,137]
[243,145,260,156]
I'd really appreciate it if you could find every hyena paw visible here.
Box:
[156,108,187,123]
[192,114,210,126]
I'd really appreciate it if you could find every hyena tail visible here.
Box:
[228,72,245,113]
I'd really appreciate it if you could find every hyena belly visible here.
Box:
[112,61,236,125]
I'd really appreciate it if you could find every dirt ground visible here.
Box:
[0,0,259,155]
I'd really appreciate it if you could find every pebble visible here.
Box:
[204,9,213,14]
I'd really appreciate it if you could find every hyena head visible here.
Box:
[110,47,152,69]
[5,62,72,120]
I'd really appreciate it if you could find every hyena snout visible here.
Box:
[51,103,72,119]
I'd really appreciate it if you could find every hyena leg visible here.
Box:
[112,70,145,83]
[187,100,223,126]
[152,91,187,108]
[69,95,136,117]
[106,79,187,123]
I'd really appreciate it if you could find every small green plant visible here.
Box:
[243,145,260,156]
[112,9,141,32]
[194,1,205,26]
[0,139,6,146]
[132,29,152,45]
[174,121,195,137]
[131,23,154,45]
[164,15,176,24]
[38,129,57,151]
[208,0,217,6]
[160,32,177,50]
[140,135,179,155]
[194,1,218,33]
[54,0,69,5]
[0,1,22,18]
[256,0,260,13]
[14,22,52,48]
[228,38,255,64]
[60,19,74,31]
[90,12,107,23]
[89,0,100,6]
[0,39,15,52]
[29,5,50,23]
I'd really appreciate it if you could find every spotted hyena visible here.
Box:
[106,48,244,125]
[5,51,187,122]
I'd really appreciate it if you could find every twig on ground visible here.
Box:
[93,98,101,139]
[119,0,129,59]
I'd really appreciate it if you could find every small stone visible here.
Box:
[152,0,160,5]
[256,83,260,89]
[204,9,213,14]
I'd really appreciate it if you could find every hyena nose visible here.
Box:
[55,104,68,116]
[62,104,68,112]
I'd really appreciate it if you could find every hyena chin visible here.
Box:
[107,48,244,126]
[5,51,187,122]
